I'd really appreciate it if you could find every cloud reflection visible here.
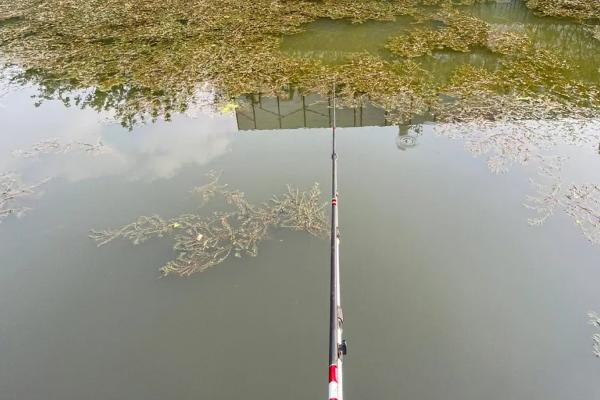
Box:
[0,88,236,183]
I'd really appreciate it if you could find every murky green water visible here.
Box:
[1,1,600,399]
[282,1,600,82]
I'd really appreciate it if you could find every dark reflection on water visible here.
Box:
[234,92,425,152]
[235,92,387,130]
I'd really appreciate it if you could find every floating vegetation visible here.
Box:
[385,8,490,57]
[585,25,600,43]
[433,45,600,124]
[1,0,599,127]
[333,54,436,123]
[12,138,108,158]
[0,0,417,127]
[0,173,48,223]
[90,172,327,277]
[591,311,600,357]
[526,0,600,21]
[485,27,532,55]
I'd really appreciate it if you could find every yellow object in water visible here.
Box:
[219,102,238,113]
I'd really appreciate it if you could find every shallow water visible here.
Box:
[282,0,600,83]
[1,1,600,399]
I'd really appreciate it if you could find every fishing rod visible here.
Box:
[328,83,347,400]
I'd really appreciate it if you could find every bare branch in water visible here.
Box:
[526,179,600,245]
[0,173,49,224]
[89,215,181,247]
[590,312,600,358]
[190,170,228,206]
[564,185,600,245]
[12,138,109,158]
[90,172,327,277]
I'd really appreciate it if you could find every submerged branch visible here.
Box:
[0,173,49,223]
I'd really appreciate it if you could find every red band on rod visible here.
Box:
[328,365,338,383]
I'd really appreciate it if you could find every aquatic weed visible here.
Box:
[386,7,490,57]
[526,0,600,21]
[90,172,327,277]
[1,0,599,127]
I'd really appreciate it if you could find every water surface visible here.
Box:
[1,1,600,399]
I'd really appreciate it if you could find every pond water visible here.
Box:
[1,1,600,400]
[282,1,600,82]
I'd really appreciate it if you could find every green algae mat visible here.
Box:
[0,0,599,128]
